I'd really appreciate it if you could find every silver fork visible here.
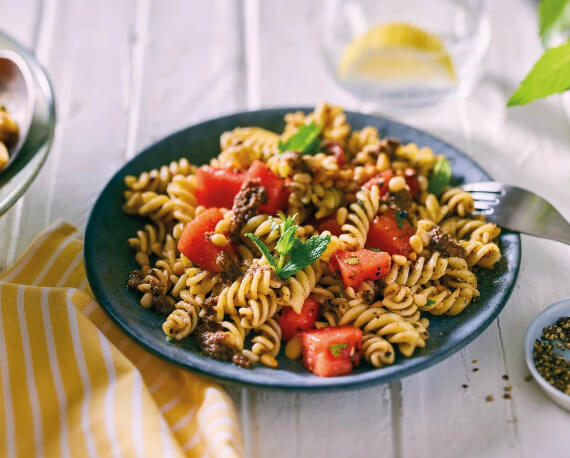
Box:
[461,182,570,245]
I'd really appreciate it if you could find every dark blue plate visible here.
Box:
[85,108,521,390]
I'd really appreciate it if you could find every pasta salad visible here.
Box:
[123,103,501,377]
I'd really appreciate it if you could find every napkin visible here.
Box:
[0,221,243,458]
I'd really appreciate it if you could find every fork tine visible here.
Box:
[474,200,495,211]
[469,192,500,204]
[461,181,504,193]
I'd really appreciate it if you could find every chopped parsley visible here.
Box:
[329,343,348,357]
[395,210,408,229]
[345,255,361,265]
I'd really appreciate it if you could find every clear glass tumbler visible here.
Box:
[319,0,490,109]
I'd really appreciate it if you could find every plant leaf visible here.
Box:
[278,122,322,155]
[428,156,451,195]
[507,40,570,106]
[539,0,570,46]
[277,235,331,279]
[244,233,278,269]
[275,224,297,255]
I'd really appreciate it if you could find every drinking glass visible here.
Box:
[319,0,490,109]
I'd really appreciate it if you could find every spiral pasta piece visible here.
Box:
[339,184,380,250]
[214,264,280,321]
[362,333,396,368]
[415,284,474,316]
[364,312,426,357]
[279,262,323,313]
[162,300,200,340]
[381,284,421,322]
[128,222,167,267]
[383,252,448,288]
[461,240,502,269]
[440,188,475,218]
[124,158,195,194]
[165,174,198,223]
[241,318,282,367]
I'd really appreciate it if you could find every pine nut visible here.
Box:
[140,292,153,308]
[392,254,408,265]
[285,335,303,360]
[413,294,427,307]
[388,176,406,193]
[260,354,279,368]
[409,235,423,254]
[210,233,228,247]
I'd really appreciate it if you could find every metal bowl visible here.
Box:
[0,30,56,216]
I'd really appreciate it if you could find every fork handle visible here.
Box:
[509,203,570,245]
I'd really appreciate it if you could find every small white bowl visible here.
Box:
[525,297,570,411]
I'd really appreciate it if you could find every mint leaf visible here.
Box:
[245,233,278,269]
[507,41,570,106]
[395,210,408,229]
[276,225,297,255]
[428,156,451,195]
[329,343,348,357]
[278,122,322,155]
[539,0,570,46]
[278,235,331,279]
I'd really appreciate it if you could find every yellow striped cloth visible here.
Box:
[0,221,244,458]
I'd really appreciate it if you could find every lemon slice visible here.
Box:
[338,22,456,85]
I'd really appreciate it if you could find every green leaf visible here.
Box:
[507,40,570,106]
[428,156,451,195]
[278,122,322,155]
[395,210,408,229]
[244,233,278,269]
[367,247,382,252]
[277,235,331,279]
[426,299,437,306]
[539,0,570,46]
[276,225,297,255]
[329,343,348,357]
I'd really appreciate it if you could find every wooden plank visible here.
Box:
[399,0,570,456]
[134,0,244,150]
[0,0,42,271]
[10,0,138,261]
[131,0,249,454]
[0,0,41,46]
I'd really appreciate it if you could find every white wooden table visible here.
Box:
[2,1,570,457]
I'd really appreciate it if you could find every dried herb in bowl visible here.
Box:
[533,317,570,396]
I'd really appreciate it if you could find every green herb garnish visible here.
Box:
[367,247,382,252]
[345,255,360,265]
[395,210,408,229]
[426,299,437,306]
[278,122,322,155]
[245,215,331,280]
[428,156,451,195]
[329,343,348,357]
